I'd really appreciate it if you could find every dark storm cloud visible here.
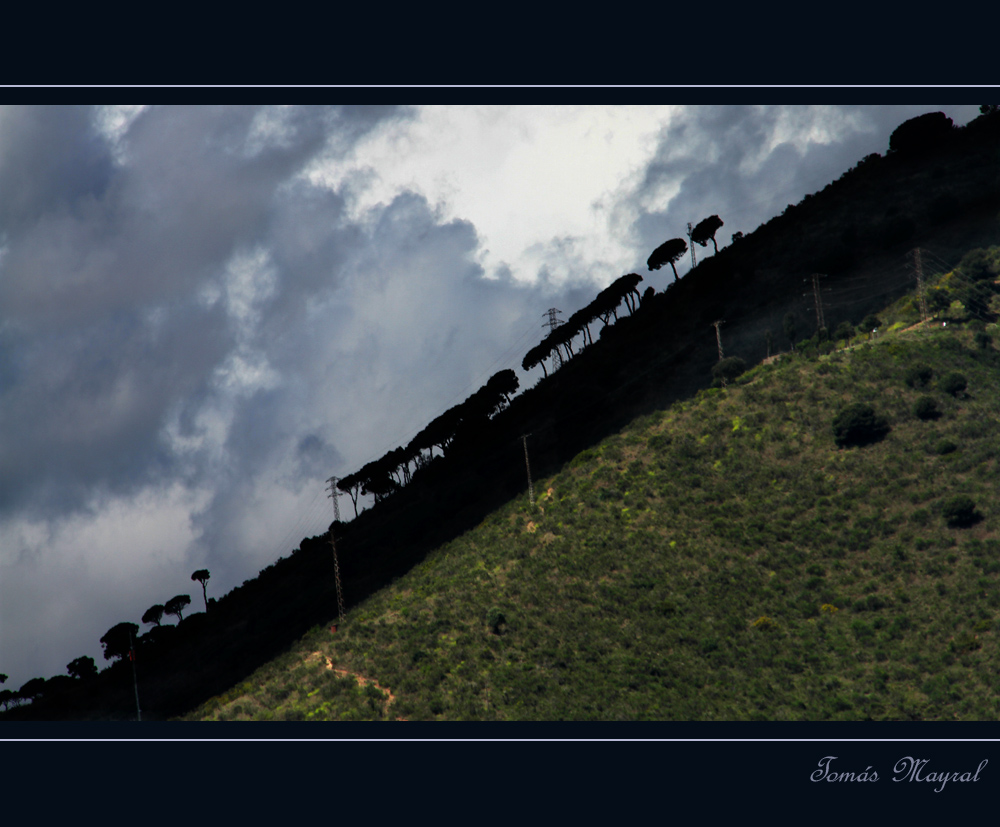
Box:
[0,105,114,231]
[0,104,410,522]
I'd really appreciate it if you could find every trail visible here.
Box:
[308,651,404,720]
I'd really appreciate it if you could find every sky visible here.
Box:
[0,102,984,693]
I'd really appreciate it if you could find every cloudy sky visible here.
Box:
[0,103,982,692]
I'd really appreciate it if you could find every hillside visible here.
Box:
[181,306,1000,720]
[7,108,1000,721]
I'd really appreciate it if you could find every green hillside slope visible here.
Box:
[181,307,1000,721]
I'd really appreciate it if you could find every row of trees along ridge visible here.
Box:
[336,369,520,516]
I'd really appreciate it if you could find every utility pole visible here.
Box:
[326,477,346,626]
[128,627,141,722]
[543,308,564,371]
[687,222,698,269]
[521,434,535,506]
[809,273,827,332]
[911,248,929,322]
[711,320,725,360]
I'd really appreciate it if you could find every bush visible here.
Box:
[904,365,933,388]
[832,403,891,448]
[712,357,748,384]
[928,289,951,312]
[913,396,941,421]
[834,320,854,342]
[939,372,968,397]
[974,331,992,350]
[959,248,999,282]
[933,439,958,456]
[861,314,883,332]
[942,496,980,528]
[485,607,507,635]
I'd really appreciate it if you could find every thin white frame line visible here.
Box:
[3,737,1000,743]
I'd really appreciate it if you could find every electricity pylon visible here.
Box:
[326,477,346,625]
[910,248,930,322]
[521,434,535,505]
[711,320,725,360]
[544,308,563,370]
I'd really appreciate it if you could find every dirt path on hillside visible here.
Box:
[309,652,404,720]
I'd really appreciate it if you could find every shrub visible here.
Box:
[959,248,999,282]
[904,365,933,388]
[933,439,958,456]
[712,356,748,385]
[939,372,968,397]
[861,314,883,332]
[974,331,992,350]
[913,396,941,421]
[485,607,507,635]
[834,320,854,342]
[942,496,980,528]
[832,403,890,448]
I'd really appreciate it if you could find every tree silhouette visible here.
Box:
[614,273,644,314]
[647,238,688,280]
[67,656,98,680]
[337,473,363,518]
[0,673,6,684]
[522,341,552,378]
[18,677,47,703]
[100,622,140,662]
[142,604,165,627]
[888,112,954,155]
[0,689,13,710]
[191,569,211,612]
[485,369,519,407]
[691,215,724,254]
[164,594,191,624]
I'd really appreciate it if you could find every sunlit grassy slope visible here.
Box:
[181,312,1000,721]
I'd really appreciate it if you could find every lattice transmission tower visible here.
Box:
[326,476,346,625]
[544,308,564,370]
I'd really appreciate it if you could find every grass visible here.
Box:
[180,313,1000,721]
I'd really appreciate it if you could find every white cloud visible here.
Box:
[306,105,680,287]
[0,482,211,681]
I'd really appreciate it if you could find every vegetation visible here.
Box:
[691,215,725,254]
[647,238,688,280]
[831,403,890,448]
[181,319,1000,721]
[100,622,139,663]
[192,570,211,612]
[712,356,748,385]
[939,372,968,397]
[67,656,98,681]
[142,604,165,627]
[164,595,191,624]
